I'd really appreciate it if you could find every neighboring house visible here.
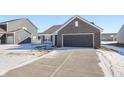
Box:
[39,15,103,48]
[0,18,38,44]
[101,33,117,41]
[117,24,124,44]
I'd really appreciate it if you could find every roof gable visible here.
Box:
[41,25,62,34]
[1,18,38,30]
[118,24,124,33]
[56,15,103,33]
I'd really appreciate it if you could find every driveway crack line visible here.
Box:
[50,51,73,77]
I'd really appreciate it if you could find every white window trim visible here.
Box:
[62,33,95,48]
[75,21,79,27]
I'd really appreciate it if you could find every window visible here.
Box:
[32,36,37,40]
[45,35,51,41]
[75,21,79,27]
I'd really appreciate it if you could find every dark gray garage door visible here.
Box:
[63,34,93,47]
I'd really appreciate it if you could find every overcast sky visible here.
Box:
[0,15,123,33]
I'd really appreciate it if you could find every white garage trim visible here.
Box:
[62,33,94,48]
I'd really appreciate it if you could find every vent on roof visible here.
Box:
[91,22,95,25]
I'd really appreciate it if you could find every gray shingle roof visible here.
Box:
[40,16,103,35]
[41,25,62,34]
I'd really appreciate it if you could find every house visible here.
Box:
[117,24,124,44]
[39,16,103,48]
[0,18,38,44]
[101,33,117,41]
[38,25,62,45]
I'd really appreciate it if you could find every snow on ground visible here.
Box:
[101,41,117,44]
[102,41,124,55]
[0,44,42,51]
[0,54,36,75]
[97,41,124,76]
[97,49,124,77]
[0,44,49,76]
[102,44,124,55]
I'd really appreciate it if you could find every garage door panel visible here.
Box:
[7,34,14,44]
[63,34,93,47]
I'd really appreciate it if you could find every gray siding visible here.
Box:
[117,24,124,44]
[15,29,31,44]
[57,17,101,48]
[7,19,38,44]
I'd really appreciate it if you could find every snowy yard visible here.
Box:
[1,42,124,77]
[97,41,124,76]
[102,41,124,55]
[0,44,49,76]
[97,49,124,77]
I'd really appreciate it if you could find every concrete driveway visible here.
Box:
[3,48,104,77]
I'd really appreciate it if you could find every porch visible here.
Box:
[41,34,57,47]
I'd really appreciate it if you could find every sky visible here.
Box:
[0,15,123,33]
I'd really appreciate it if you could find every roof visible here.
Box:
[102,33,117,35]
[0,27,31,35]
[9,28,32,35]
[41,15,103,34]
[0,18,38,29]
[118,24,124,33]
[41,25,62,34]
[56,15,103,33]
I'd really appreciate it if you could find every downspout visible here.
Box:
[100,30,103,48]
[52,35,55,46]
[6,23,8,44]
[13,32,16,44]
[6,23,8,32]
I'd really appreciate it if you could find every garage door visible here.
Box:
[7,35,14,44]
[63,34,94,47]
